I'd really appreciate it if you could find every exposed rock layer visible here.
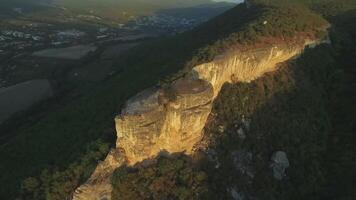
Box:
[117,79,214,163]
[73,39,321,200]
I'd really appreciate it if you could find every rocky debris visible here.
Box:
[270,151,290,180]
[232,150,254,179]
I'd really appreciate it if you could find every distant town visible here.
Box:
[0,11,213,63]
[0,2,233,122]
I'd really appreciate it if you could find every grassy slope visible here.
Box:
[0,1,335,199]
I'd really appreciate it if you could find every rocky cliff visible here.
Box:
[72,38,324,200]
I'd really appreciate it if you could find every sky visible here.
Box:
[213,0,244,3]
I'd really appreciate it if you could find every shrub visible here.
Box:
[111,155,209,200]
[19,140,109,200]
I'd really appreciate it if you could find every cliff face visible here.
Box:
[73,39,321,200]
[116,41,317,165]
[117,79,214,164]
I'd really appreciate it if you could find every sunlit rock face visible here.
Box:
[190,41,315,97]
[72,149,125,200]
[117,79,214,164]
[73,39,322,200]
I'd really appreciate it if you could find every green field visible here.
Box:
[32,45,97,60]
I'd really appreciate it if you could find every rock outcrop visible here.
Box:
[73,39,323,200]
[270,151,290,180]
[73,149,126,200]
[117,79,214,163]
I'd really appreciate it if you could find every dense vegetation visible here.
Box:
[0,0,355,199]
[20,140,109,200]
[112,155,209,200]
[122,1,328,84]
[249,0,356,22]
[204,45,335,200]
[323,9,356,199]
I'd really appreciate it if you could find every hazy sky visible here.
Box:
[214,0,244,3]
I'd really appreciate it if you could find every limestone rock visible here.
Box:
[270,151,290,180]
[73,149,126,200]
[117,79,214,164]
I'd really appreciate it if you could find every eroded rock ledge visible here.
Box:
[73,39,323,200]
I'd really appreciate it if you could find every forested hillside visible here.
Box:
[110,2,356,198]
[1,0,355,199]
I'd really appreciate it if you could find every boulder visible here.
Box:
[270,151,289,180]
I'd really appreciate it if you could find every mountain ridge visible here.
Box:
[3,0,356,199]
[72,1,330,199]
[73,38,327,200]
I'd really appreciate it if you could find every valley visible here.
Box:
[0,1,235,125]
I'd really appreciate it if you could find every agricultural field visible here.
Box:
[0,79,53,124]
[32,45,97,60]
